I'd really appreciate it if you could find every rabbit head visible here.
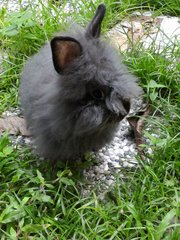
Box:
[49,4,141,138]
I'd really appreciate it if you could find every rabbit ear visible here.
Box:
[50,36,82,73]
[86,4,106,38]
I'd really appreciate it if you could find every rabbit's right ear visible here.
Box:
[50,36,82,73]
[86,4,106,38]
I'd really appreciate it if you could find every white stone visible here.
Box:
[120,157,125,162]
[114,137,120,142]
[107,179,114,186]
[129,145,136,153]
[113,162,121,168]
[143,11,153,17]
[121,141,126,147]
[128,159,138,164]
[97,166,105,174]
[107,149,114,155]
[108,147,114,151]
[116,129,121,134]
[121,21,131,32]
[112,146,118,152]
[123,161,129,167]
[147,148,153,154]
[123,146,129,152]
[98,152,104,158]
[109,155,117,161]
[142,16,180,52]
[127,163,136,168]
[114,149,121,155]
[94,166,100,173]
[104,164,109,172]
[131,11,141,17]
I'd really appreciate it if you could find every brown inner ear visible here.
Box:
[52,39,82,72]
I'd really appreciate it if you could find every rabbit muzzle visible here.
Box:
[105,95,130,123]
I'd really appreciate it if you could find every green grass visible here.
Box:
[0,134,179,239]
[0,0,180,239]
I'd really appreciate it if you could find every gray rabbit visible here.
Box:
[20,4,142,162]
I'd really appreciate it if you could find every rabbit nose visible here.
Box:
[110,101,130,117]
[113,110,127,122]
[117,111,127,121]
[105,96,131,122]
[107,111,126,123]
[117,100,130,120]
[111,102,131,122]
[122,99,131,113]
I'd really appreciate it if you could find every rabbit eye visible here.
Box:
[91,88,104,100]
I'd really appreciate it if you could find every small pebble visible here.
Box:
[114,149,121,155]
[143,11,153,17]
[128,160,138,165]
[103,155,110,161]
[98,152,104,158]
[121,21,131,28]
[113,162,121,168]
[114,136,120,142]
[131,11,141,17]
[121,141,126,147]
[126,163,136,168]
[147,148,153,154]
[107,179,114,186]
[123,146,129,152]
[119,148,125,155]
[104,164,109,172]
[119,157,125,163]
[123,162,129,167]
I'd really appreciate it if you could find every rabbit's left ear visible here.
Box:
[86,4,106,38]
[51,36,82,73]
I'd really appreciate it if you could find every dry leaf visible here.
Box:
[0,116,29,136]
[127,105,151,159]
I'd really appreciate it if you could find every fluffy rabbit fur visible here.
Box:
[20,4,142,161]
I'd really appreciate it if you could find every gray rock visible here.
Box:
[142,11,153,17]
[131,11,142,17]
